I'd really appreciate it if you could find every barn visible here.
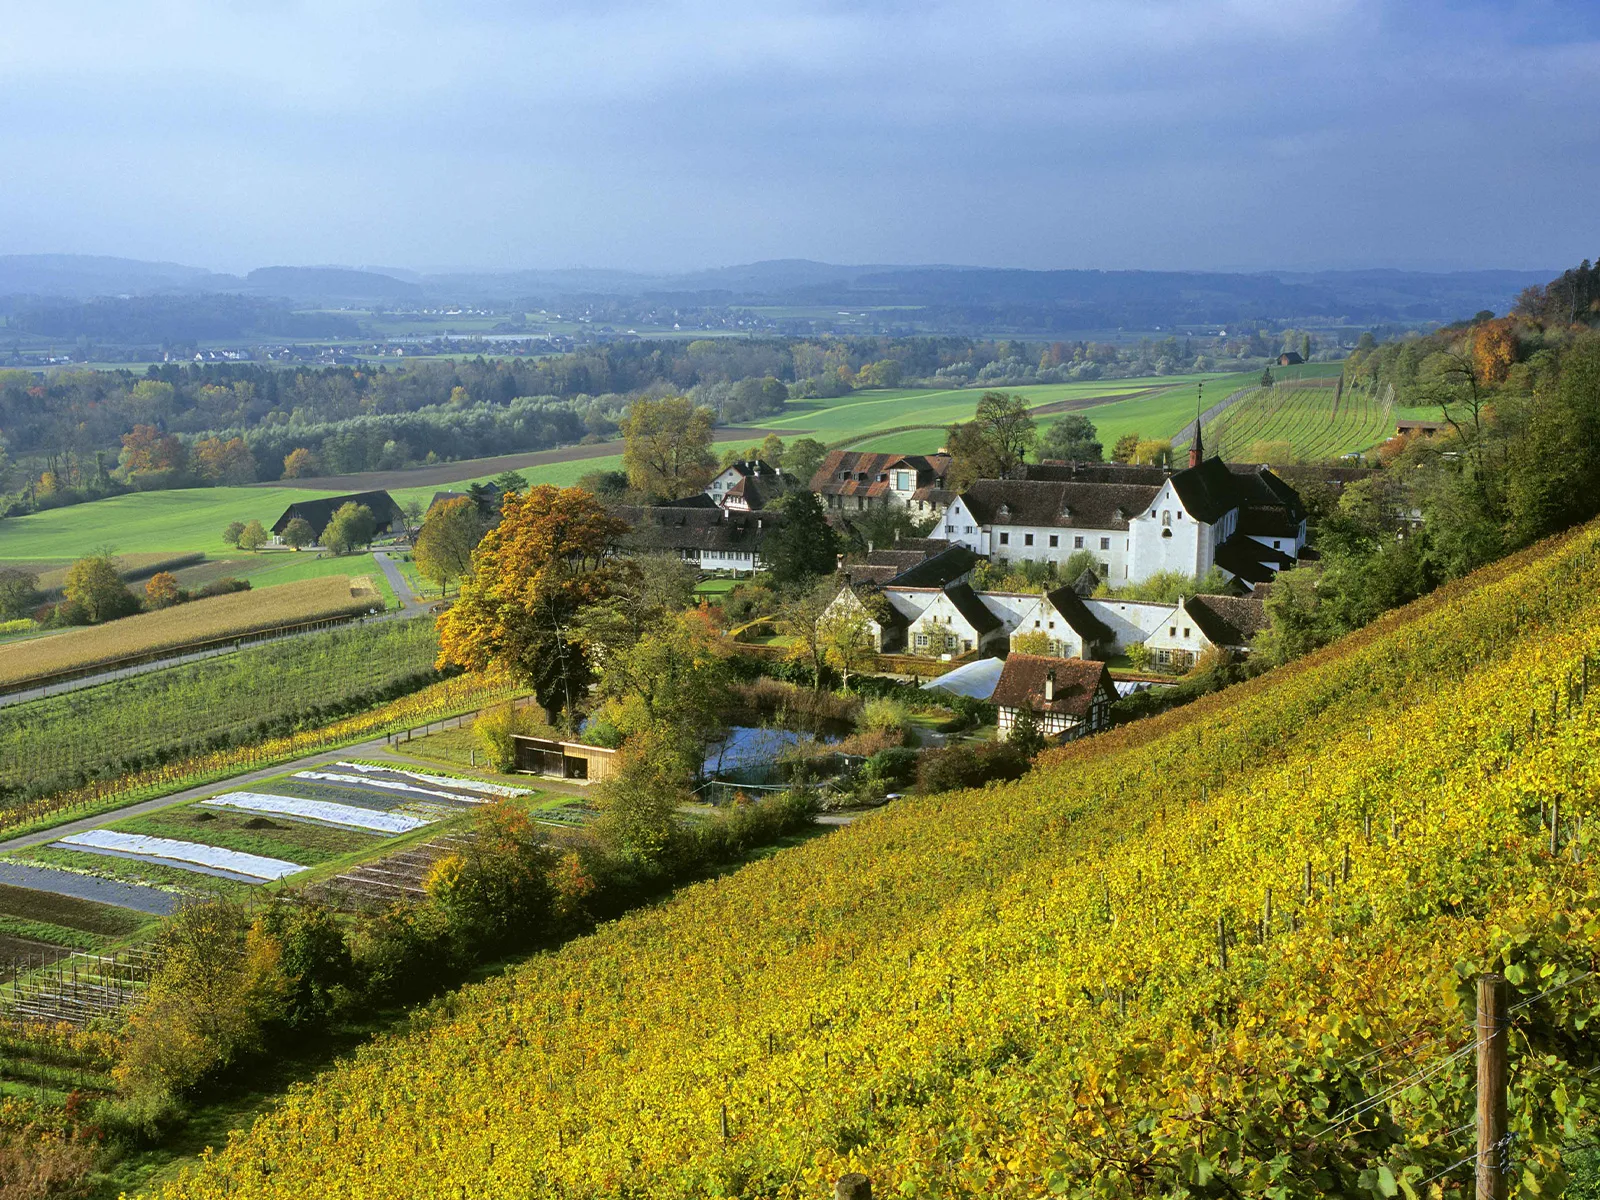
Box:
[270,490,403,542]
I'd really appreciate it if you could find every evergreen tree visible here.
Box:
[767,492,839,586]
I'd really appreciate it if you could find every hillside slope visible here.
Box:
[158,529,1600,1199]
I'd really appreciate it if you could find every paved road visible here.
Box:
[373,551,428,613]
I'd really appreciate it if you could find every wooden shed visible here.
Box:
[510,736,619,782]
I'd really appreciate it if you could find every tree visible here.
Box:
[399,499,425,542]
[1110,433,1141,463]
[577,469,631,499]
[1260,368,1275,388]
[572,554,699,663]
[1132,439,1173,467]
[237,519,269,553]
[436,485,628,723]
[759,433,785,466]
[1007,707,1046,759]
[221,521,246,547]
[591,724,691,866]
[63,554,137,623]
[592,610,730,751]
[786,437,828,482]
[117,424,190,487]
[145,571,183,609]
[622,396,716,499]
[767,492,839,587]
[1125,640,1153,671]
[785,580,842,690]
[492,469,529,496]
[1010,629,1053,656]
[192,436,257,485]
[819,600,876,689]
[414,496,483,595]
[282,447,322,479]
[323,503,377,555]
[1037,414,1102,462]
[0,568,39,620]
[282,516,315,551]
[946,391,1037,488]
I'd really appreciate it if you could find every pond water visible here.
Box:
[702,725,835,779]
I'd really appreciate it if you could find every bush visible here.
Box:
[94,1089,187,1148]
[423,802,555,950]
[474,701,538,772]
[196,577,250,598]
[347,901,457,1004]
[916,740,1030,794]
[858,696,911,735]
[255,899,353,1029]
[863,746,919,790]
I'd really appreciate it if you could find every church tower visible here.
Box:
[1188,382,1204,469]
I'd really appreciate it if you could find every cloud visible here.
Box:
[0,0,1594,271]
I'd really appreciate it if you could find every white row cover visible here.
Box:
[294,771,479,804]
[204,792,430,834]
[334,761,531,798]
[59,830,303,881]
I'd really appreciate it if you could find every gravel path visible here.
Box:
[0,861,182,915]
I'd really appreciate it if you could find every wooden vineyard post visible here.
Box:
[1476,974,1509,1200]
[1216,914,1228,971]
[1550,797,1561,857]
[835,1173,872,1200]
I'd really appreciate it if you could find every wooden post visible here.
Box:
[1551,797,1561,856]
[1216,914,1228,971]
[835,1174,872,1200]
[1475,974,1509,1200]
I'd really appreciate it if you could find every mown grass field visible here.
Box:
[0,575,378,689]
[1201,382,1394,462]
[148,521,1600,1200]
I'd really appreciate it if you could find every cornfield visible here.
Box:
[0,576,378,689]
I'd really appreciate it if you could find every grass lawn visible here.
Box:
[693,577,741,596]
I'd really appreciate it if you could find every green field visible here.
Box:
[1199,383,1393,462]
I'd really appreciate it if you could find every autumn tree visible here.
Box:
[1110,433,1141,464]
[572,554,699,663]
[0,568,40,620]
[436,485,628,723]
[946,391,1037,488]
[786,437,828,482]
[323,503,377,555]
[784,579,843,690]
[414,496,482,595]
[63,554,138,623]
[759,433,786,466]
[237,519,269,553]
[282,516,315,550]
[145,571,183,609]
[192,436,257,485]
[591,609,730,753]
[622,396,716,499]
[1010,629,1054,656]
[221,521,246,547]
[1133,439,1173,467]
[281,447,321,479]
[590,724,691,866]
[818,599,876,690]
[117,424,190,487]
[1471,318,1519,386]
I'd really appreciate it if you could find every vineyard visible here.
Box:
[0,575,380,690]
[1198,383,1394,462]
[0,620,444,803]
[153,521,1600,1199]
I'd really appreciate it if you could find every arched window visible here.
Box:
[1161,510,1172,527]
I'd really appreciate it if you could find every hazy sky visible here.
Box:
[2,1,1595,274]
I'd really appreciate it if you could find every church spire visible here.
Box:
[1189,381,1204,469]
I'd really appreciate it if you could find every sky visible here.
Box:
[1,0,1596,275]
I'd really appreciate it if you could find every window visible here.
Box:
[896,471,911,489]
[1073,535,1084,549]
[1100,562,1109,575]
[1049,535,1058,548]
[1162,528,1173,539]
[1177,511,1183,519]
[1169,626,1177,637]
[1033,619,1041,628]
[1161,510,1171,527]
[1099,537,1110,550]
[1048,620,1055,630]
[963,639,973,652]
[946,525,955,534]
[1273,539,1281,549]
[1024,533,1034,547]
[999,532,1010,545]
[1183,627,1191,638]
[965,525,974,534]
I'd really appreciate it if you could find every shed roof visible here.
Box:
[1044,585,1115,644]
[1183,594,1270,648]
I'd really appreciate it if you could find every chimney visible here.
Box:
[1044,667,1055,703]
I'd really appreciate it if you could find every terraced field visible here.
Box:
[1198,381,1393,462]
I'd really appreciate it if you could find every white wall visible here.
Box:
[1083,598,1176,652]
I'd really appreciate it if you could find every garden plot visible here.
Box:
[202,791,431,835]
[332,761,532,798]
[55,830,303,883]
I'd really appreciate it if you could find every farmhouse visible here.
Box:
[904,582,1005,658]
[611,504,780,573]
[1277,351,1305,366]
[270,489,403,543]
[810,451,953,518]
[705,460,800,511]
[1141,594,1270,670]
[940,455,1306,588]
[991,655,1116,742]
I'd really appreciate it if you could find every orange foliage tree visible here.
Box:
[1472,318,1519,386]
[192,436,258,485]
[436,485,628,723]
[145,571,183,609]
[281,447,321,479]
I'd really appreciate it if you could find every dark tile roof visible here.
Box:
[1213,535,1287,585]
[427,490,470,512]
[1044,585,1115,644]
[1238,506,1302,537]
[610,505,780,553]
[811,451,952,499]
[1183,594,1269,648]
[891,544,979,588]
[272,489,402,537]
[1167,458,1240,524]
[1022,462,1172,486]
[660,493,720,509]
[721,459,779,479]
[958,479,1161,530]
[842,564,900,585]
[943,582,1002,635]
[722,473,800,509]
[1071,567,1100,596]
[991,655,1113,719]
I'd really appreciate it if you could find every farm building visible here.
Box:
[810,451,953,518]
[1396,419,1448,436]
[270,489,403,543]
[611,504,780,573]
[991,655,1116,742]
[510,736,618,782]
[1141,594,1270,670]
[705,460,801,511]
[1277,351,1305,366]
[905,582,1005,658]
[940,455,1306,588]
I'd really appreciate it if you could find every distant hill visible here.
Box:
[0,254,1556,328]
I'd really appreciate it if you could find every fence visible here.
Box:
[385,695,538,747]
[0,946,162,1027]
